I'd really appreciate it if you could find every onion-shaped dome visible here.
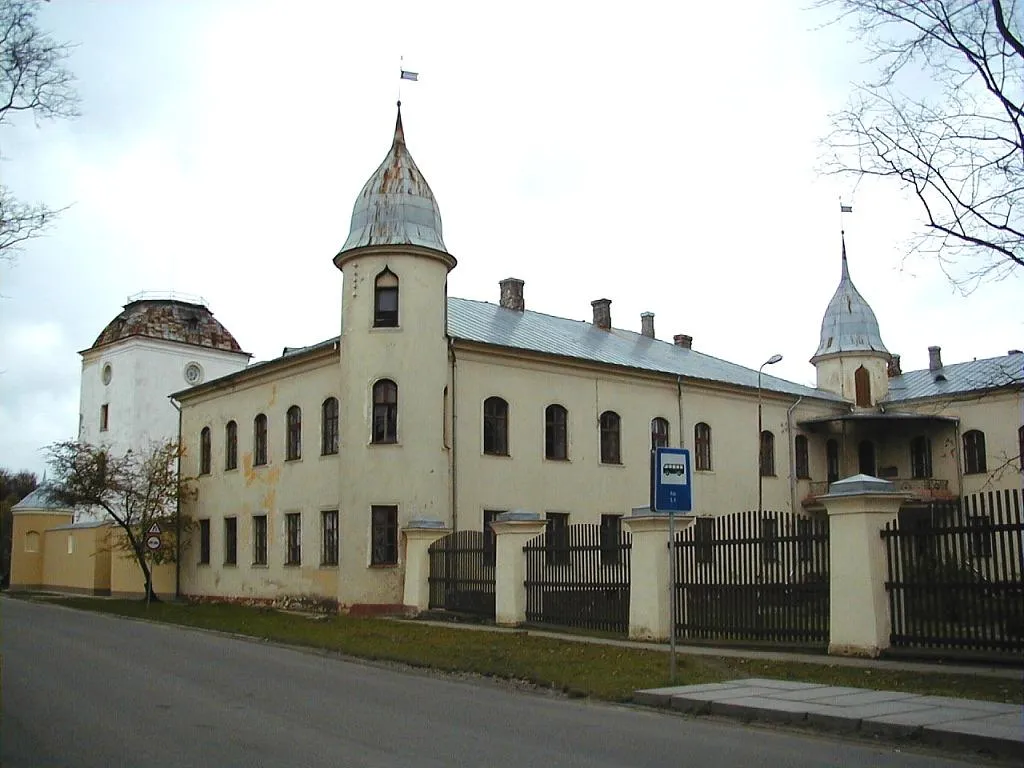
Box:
[338,103,447,255]
[811,234,889,363]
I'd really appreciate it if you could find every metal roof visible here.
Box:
[884,352,1024,402]
[11,486,70,512]
[811,236,889,362]
[447,297,842,400]
[338,104,447,256]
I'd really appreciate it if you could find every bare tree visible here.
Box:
[820,1,1023,288]
[0,0,78,261]
[46,441,193,602]
[0,466,38,587]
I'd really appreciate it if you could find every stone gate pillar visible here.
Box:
[491,510,547,627]
[624,510,695,641]
[402,519,450,613]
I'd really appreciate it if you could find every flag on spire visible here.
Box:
[401,70,419,81]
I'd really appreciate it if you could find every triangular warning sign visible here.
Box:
[148,523,161,535]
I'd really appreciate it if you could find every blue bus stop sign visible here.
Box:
[651,447,692,513]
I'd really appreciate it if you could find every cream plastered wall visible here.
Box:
[451,346,842,530]
[10,510,73,589]
[335,247,455,608]
[109,547,176,598]
[41,524,111,595]
[178,350,341,603]
[815,354,890,405]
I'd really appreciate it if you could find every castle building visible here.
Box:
[169,105,1023,612]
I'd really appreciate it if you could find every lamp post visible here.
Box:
[757,354,783,515]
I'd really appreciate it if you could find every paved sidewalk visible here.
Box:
[636,678,1024,761]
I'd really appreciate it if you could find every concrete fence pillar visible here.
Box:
[491,510,547,627]
[821,475,908,658]
[624,512,695,641]
[402,519,450,613]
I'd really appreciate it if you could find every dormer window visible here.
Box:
[374,268,399,328]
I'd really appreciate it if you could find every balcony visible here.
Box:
[804,478,953,505]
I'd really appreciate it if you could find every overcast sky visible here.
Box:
[1,0,1021,478]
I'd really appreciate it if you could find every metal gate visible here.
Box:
[427,530,495,618]
[524,523,631,633]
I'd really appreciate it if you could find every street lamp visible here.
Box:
[757,354,783,515]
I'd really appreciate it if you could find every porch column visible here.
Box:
[491,511,547,627]
[821,475,908,657]
[624,511,695,641]
[402,519,450,613]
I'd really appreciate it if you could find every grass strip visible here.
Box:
[25,596,1024,705]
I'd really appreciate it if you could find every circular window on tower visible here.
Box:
[101,364,112,386]
[183,362,204,385]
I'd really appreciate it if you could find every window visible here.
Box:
[483,397,509,455]
[100,404,109,432]
[600,514,622,566]
[794,434,809,479]
[910,436,932,479]
[695,517,714,564]
[371,505,398,565]
[198,520,210,564]
[483,509,503,567]
[963,430,987,475]
[761,516,779,564]
[545,404,568,460]
[373,268,399,327]
[24,531,40,553]
[67,534,74,555]
[759,430,775,477]
[254,414,268,466]
[969,515,993,557]
[224,517,237,566]
[285,512,301,565]
[372,380,398,444]
[321,510,339,566]
[199,427,211,475]
[649,417,670,450]
[545,512,570,565]
[826,439,839,483]
[321,397,339,455]
[225,420,238,470]
[855,365,871,407]
[253,514,268,566]
[600,411,621,464]
[694,422,712,471]
[858,440,876,476]
[286,405,302,461]
[797,517,813,562]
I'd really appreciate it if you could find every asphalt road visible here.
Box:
[0,598,981,768]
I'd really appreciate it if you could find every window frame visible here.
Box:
[321,397,339,456]
[373,268,399,328]
[544,404,568,460]
[650,417,670,451]
[252,514,268,566]
[794,434,809,480]
[253,413,268,466]
[321,509,339,567]
[199,426,211,475]
[285,512,301,566]
[826,439,840,483]
[225,420,238,470]
[372,380,398,444]
[599,410,621,465]
[99,403,109,432]
[910,435,932,479]
[759,430,775,477]
[285,405,302,461]
[483,397,509,456]
[694,422,712,471]
[963,430,987,475]
[371,505,399,566]
[224,516,237,566]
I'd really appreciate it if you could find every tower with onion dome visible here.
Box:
[334,103,456,606]
[810,233,891,408]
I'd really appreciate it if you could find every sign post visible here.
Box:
[145,522,162,607]
[651,447,692,682]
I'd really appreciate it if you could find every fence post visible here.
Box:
[821,476,908,658]
[402,519,450,613]
[624,512,695,641]
[491,511,547,627]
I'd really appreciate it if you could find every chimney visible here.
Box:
[499,277,524,311]
[1009,349,1023,356]
[887,354,902,377]
[591,298,611,330]
[928,345,943,371]
[640,312,655,338]
[673,334,693,349]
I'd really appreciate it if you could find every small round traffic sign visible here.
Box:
[146,535,162,551]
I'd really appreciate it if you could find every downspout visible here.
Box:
[954,418,964,502]
[676,376,685,448]
[787,397,804,514]
[169,395,182,600]
[449,342,458,533]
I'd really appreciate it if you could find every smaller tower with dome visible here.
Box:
[811,233,891,407]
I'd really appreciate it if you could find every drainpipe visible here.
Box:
[169,396,182,600]
[953,418,964,502]
[676,376,685,449]
[449,343,458,533]
[787,397,804,514]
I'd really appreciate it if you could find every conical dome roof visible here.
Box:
[811,234,889,363]
[338,103,447,255]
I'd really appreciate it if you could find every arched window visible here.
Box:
[372,380,398,443]
[25,530,40,553]
[759,430,775,477]
[694,422,712,471]
[253,414,268,466]
[858,440,876,476]
[483,397,509,456]
[199,427,211,475]
[795,434,809,479]
[373,268,399,327]
[545,404,568,460]
[855,365,871,407]
[651,417,670,450]
[286,406,302,461]
[826,439,839,483]
[321,397,339,455]
[225,420,238,470]
[963,430,987,474]
[910,435,932,479]
[600,411,621,464]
